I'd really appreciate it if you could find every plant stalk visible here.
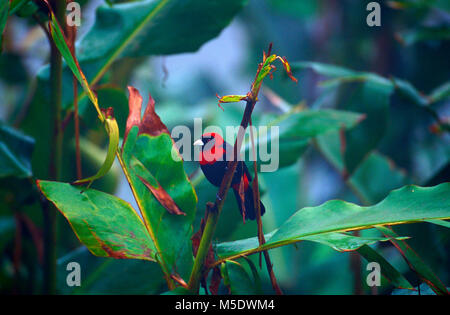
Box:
[43,0,65,294]
[187,97,256,292]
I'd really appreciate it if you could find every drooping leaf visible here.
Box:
[46,4,103,119]
[37,180,156,261]
[0,123,34,178]
[377,226,449,295]
[357,244,414,290]
[73,109,119,187]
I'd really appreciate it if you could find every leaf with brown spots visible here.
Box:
[37,180,157,261]
[130,156,185,216]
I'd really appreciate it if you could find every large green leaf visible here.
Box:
[37,180,156,261]
[0,123,34,178]
[349,152,411,204]
[214,183,450,260]
[243,108,364,169]
[293,62,395,175]
[269,183,450,245]
[122,127,197,280]
[75,0,247,87]
[215,231,406,259]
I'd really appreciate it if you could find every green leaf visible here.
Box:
[57,246,165,294]
[37,180,156,261]
[349,152,411,204]
[377,226,449,295]
[357,245,414,290]
[429,81,450,103]
[269,183,449,245]
[221,261,258,295]
[76,0,248,86]
[215,183,450,259]
[397,26,450,46]
[391,78,429,107]
[426,219,450,229]
[215,231,406,259]
[161,287,192,295]
[293,62,395,175]
[243,108,364,169]
[0,216,15,254]
[122,128,197,279]
[0,123,34,178]
[0,0,8,51]
[73,114,119,187]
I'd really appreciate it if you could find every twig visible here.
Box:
[187,44,296,293]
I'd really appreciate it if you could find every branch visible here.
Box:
[249,118,283,295]
[187,44,297,293]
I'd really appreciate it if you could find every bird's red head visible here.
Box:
[194,132,226,165]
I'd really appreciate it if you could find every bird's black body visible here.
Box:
[197,133,266,221]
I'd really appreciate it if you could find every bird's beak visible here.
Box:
[193,139,204,146]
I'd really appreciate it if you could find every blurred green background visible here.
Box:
[0,0,449,294]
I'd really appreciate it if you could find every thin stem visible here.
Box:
[187,97,257,292]
[43,0,65,294]
[249,118,283,295]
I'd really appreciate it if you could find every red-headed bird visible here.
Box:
[194,132,265,222]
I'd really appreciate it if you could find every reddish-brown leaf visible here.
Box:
[139,93,171,137]
[136,174,186,216]
[123,86,143,147]
[209,266,222,295]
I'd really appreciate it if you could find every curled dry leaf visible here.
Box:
[123,86,171,148]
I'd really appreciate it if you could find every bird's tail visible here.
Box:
[233,186,266,221]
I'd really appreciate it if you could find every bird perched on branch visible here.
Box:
[194,132,265,222]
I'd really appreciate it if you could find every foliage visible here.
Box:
[0,0,449,295]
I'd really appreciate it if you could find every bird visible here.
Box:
[194,132,265,222]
